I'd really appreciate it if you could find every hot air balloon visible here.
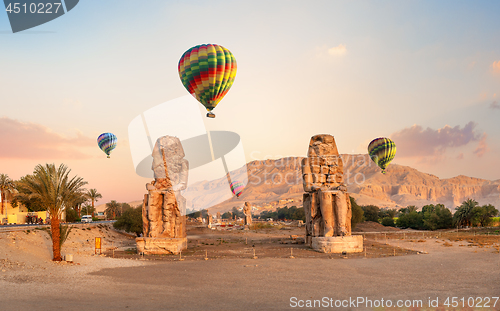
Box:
[230,180,244,198]
[178,44,237,118]
[97,133,117,158]
[367,137,396,174]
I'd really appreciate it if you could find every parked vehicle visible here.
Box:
[81,215,93,223]
[26,212,39,224]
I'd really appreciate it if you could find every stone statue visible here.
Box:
[136,135,189,254]
[207,213,213,227]
[243,202,252,226]
[302,134,362,253]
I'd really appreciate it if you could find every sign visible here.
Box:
[95,237,102,254]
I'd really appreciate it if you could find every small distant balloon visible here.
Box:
[368,137,396,174]
[178,43,237,118]
[97,133,117,158]
[230,180,244,198]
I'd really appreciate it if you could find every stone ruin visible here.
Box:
[207,213,213,227]
[301,134,362,253]
[136,135,188,255]
[216,212,221,223]
[243,202,252,226]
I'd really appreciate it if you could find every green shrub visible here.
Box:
[350,197,364,229]
[381,217,395,227]
[65,208,78,223]
[113,206,143,236]
[361,205,380,222]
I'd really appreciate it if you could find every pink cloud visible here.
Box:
[456,153,464,160]
[0,117,94,159]
[492,60,500,74]
[473,134,489,157]
[490,101,500,109]
[390,122,484,158]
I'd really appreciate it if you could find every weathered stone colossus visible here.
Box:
[302,134,358,251]
[136,136,188,255]
[207,213,213,226]
[243,202,252,225]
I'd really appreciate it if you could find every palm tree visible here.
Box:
[0,174,15,217]
[105,200,121,219]
[67,191,88,218]
[16,164,87,261]
[81,203,95,217]
[454,198,478,228]
[386,208,397,219]
[86,189,102,218]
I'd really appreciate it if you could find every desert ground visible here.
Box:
[0,222,499,311]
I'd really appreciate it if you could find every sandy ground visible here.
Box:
[0,223,499,311]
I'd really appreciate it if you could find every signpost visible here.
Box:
[95,237,102,255]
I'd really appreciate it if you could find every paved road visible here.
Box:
[0,221,115,232]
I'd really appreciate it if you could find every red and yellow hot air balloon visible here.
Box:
[178,44,237,118]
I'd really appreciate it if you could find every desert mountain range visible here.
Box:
[98,155,500,214]
[183,154,500,214]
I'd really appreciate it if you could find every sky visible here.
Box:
[0,0,499,205]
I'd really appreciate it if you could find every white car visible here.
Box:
[81,215,93,223]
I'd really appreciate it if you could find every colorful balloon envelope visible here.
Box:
[230,180,244,198]
[97,133,117,158]
[367,137,396,174]
[178,44,237,118]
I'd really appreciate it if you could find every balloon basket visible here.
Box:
[206,112,215,118]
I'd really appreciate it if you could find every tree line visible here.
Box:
[359,199,498,230]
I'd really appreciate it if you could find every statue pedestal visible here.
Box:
[311,235,363,253]
[136,237,187,255]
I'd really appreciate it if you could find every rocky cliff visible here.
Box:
[180,155,500,213]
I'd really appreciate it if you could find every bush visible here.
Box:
[350,197,364,229]
[222,212,232,219]
[396,204,454,230]
[422,204,453,230]
[362,205,380,222]
[396,211,423,229]
[472,204,499,227]
[259,206,305,221]
[113,207,143,236]
[381,217,395,227]
[65,208,78,223]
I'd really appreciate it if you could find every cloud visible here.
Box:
[0,117,94,159]
[456,153,464,160]
[328,44,347,56]
[473,134,488,157]
[490,101,500,109]
[390,122,484,158]
[491,60,500,74]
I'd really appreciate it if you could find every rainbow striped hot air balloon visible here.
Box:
[368,137,396,174]
[230,180,244,198]
[178,44,237,118]
[97,133,117,158]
